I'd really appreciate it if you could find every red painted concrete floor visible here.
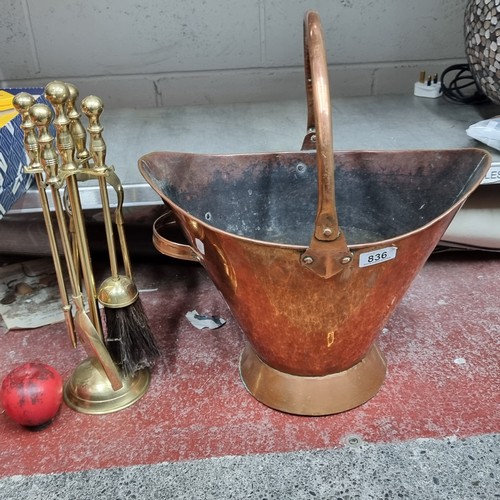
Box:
[0,252,499,477]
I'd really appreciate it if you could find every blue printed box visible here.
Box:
[0,87,45,219]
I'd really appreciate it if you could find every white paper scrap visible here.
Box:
[185,310,226,330]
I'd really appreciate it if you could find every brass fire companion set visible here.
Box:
[13,83,159,415]
[15,11,491,417]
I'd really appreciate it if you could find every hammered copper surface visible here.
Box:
[141,148,489,377]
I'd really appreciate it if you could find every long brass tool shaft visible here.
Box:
[81,96,120,282]
[65,83,88,284]
[44,82,102,337]
[13,92,77,348]
[66,176,102,326]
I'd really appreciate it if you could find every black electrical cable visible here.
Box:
[440,63,490,104]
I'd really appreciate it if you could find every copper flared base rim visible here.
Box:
[239,344,387,416]
[63,357,151,415]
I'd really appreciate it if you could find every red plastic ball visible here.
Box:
[1,363,63,428]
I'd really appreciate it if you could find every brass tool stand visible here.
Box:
[14,83,150,414]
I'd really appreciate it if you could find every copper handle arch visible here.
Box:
[153,212,199,261]
[301,11,353,278]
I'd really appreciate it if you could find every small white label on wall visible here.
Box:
[359,246,397,268]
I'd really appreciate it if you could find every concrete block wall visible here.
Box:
[2,0,469,108]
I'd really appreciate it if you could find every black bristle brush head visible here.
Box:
[104,297,160,377]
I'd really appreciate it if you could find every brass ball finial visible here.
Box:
[66,82,79,102]
[81,95,103,118]
[29,103,53,127]
[12,92,36,114]
[44,81,69,105]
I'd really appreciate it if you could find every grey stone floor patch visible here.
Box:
[0,434,498,499]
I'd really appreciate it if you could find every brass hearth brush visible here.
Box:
[81,95,160,376]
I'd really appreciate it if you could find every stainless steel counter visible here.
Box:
[3,94,500,255]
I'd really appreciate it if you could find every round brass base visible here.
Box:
[63,357,151,415]
[239,344,387,416]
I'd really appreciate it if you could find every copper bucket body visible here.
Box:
[139,12,491,415]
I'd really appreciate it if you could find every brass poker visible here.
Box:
[13,92,77,348]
